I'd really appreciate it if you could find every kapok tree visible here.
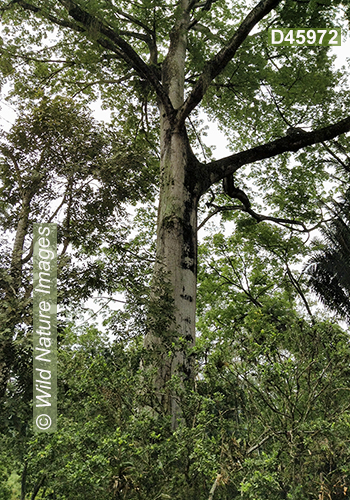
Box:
[1,0,350,427]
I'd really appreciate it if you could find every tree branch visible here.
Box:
[8,0,86,32]
[198,204,241,229]
[201,116,350,193]
[71,74,133,97]
[246,432,272,455]
[106,2,154,36]
[105,1,158,63]
[56,0,173,113]
[198,203,326,232]
[208,474,222,500]
[321,141,350,173]
[285,263,314,321]
[8,0,172,115]
[177,0,282,124]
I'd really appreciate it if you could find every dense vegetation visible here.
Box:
[1,0,350,498]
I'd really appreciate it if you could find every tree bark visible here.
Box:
[0,188,34,399]
[144,0,202,428]
[145,119,200,427]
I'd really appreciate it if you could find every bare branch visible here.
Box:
[106,2,154,35]
[61,0,173,112]
[246,433,273,455]
[71,74,133,97]
[208,474,222,500]
[9,0,86,32]
[285,263,314,322]
[198,204,241,229]
[321,141,350,173]
[119,30,150,42]
[198,202,327,233]
[0,46,74,65]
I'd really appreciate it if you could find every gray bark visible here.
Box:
[143,1,200,427]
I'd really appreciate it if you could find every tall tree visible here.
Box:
[0,96,156,403]
[1,0,350,426]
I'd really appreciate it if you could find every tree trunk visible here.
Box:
[0,189,33,399]
[145,117,200,428]
[144,0,200,428]
[10,190,32,291]
[21,461,27,500]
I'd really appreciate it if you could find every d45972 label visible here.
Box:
[268,28,341,46]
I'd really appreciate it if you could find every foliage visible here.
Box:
[195,218,350,499]
[1,0,350,498]
[307,189,350,322]
[0,96,157,445]
[2,217,350,499]
[4,304,350,499]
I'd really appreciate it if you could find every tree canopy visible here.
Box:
[1,0,350,497]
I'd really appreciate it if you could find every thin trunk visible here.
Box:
[10,190,33,292]
[1,189,33,398]
[31,474,46,500]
